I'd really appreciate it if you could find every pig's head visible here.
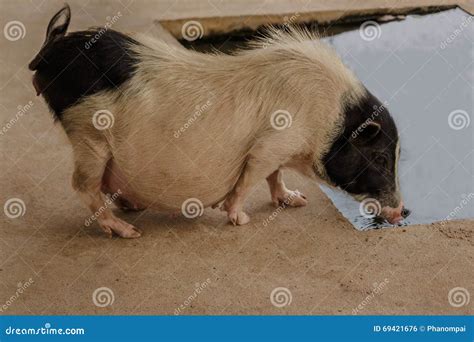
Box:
[322,90,409,224]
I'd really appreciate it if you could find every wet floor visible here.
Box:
[321,8,473,229]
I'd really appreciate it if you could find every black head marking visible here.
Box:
[323,90,401,208]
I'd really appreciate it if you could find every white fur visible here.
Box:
[62,28,366,234]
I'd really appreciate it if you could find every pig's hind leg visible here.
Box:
[71,137,141,238]
[266,169,307,208]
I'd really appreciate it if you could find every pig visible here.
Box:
[29,5,409,238]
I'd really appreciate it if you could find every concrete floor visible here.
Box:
[0,0,473,315]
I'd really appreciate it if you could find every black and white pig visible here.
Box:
[29,5,409,238]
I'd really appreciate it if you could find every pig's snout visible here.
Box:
[381,201,410,224]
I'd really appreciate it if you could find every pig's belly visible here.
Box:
[102,154,243,212]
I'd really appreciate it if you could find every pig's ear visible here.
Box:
[350,121,381,144]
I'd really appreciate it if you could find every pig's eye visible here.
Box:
[373,155,388,167]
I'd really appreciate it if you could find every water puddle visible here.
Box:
[322,8,473,230]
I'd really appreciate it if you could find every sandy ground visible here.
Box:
[0,0,473,315]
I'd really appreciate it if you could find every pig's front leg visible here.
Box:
[222,151,282,225]
[71,137,141,238]
[101,159,146,212]
[266,169,307,208]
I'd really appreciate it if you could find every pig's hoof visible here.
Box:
[272,190,307,208]
[98,218,142,238]
[228,211,250,226]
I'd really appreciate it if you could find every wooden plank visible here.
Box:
[459,3,474,14]
[151,0,468,39]
[150,21,182,46]
[148,0,465,20]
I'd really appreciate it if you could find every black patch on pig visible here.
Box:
[322,90,399,198]
[30,29,140,120]
[29,4,71,71]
